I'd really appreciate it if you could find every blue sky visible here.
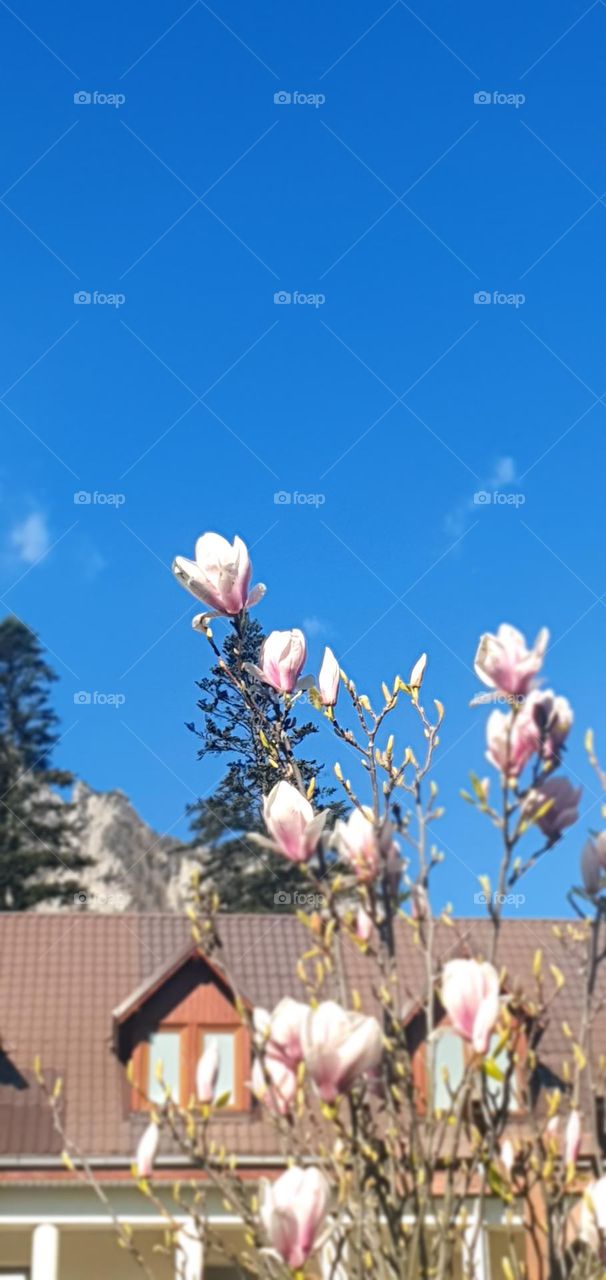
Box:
[1,0,605,917]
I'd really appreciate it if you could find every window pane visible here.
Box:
[433,1030,464,1110]
[486,1032,517,1110]
[148,1030,180,1103]
[203,1032,235,1104]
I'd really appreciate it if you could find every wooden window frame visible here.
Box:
[431,1024,466,1112]
[412,1016,527,1118]
[484,1026,526,1118]
[131,1022,249,1112]
[199,1025,248,1112]
[131,1026,187,1109]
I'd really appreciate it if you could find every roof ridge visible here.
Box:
[0,912,576,921]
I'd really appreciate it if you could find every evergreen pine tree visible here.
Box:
[187,617,344,911]
[0,616,88,909]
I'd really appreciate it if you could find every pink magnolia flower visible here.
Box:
[441,958,500,1056]
[565,1109,582,1168]
[318,646,340,706]
[254,997,308,1068]
[259,780,327,864]
[546,1115,560,1142]
[252,997,309,1114]
[485,708,537,777]
[524,777,582,844]
[410,884,429,921]
[334,808,398,884]
[580,1177,606,1256]
[301,1001,383,1102]
[251,1053,297,1116]
[525,689,573,760]
[196,1041,219,1104]
[355,905,373,943]
[260,1166,329,1268]
[173,532,264,617]
[409,653,427,689]
[135,1121,159,1178]
[257,629,307,693]
[581,833,606,895]
[474,624,549,697]
[500,1137,515,1173]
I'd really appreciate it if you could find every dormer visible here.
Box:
[112,942,252,1112]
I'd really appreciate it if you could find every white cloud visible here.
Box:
[303,616,331,639]
[489,455,516,486]
[77,543,107,581]
[9,512,50,564]
[444,456,519,540]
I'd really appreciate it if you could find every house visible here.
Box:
[0,912,600,1279]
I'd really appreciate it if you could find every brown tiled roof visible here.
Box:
[0,912,601,1164]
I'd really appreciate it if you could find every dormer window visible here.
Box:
[200,1030,236,1105]
[148,1029,182,1104]
[485,1032,519,1111]
[432,1027,465,1110]
[132,1023,247,1112]
[412,1016,525,1116]
[115,945,252,1115]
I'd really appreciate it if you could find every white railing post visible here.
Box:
[175,1219,204,1280]
[31,1223,60,1280]
[462,1207,487,1280]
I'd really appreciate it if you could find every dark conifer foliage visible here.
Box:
[0,617,88,909]
[187,618,343,911]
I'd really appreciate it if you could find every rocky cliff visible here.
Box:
[66,781,204,912]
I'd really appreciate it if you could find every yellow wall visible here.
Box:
[0,1228,243,1279]
[0,1228,171,1278]
[488,1228,525,1276]
[0,1224,526,1278]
